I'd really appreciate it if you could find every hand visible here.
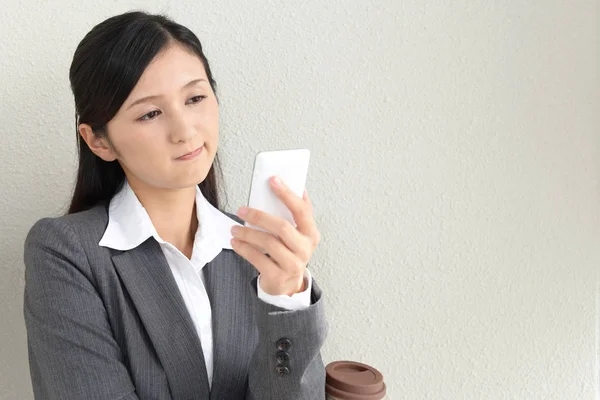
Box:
[230,176,321,296]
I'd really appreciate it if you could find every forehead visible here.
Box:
[131,44,207,94]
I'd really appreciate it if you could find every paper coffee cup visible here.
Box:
[325,361,386,400]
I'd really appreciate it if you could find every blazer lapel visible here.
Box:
[112,238,211,399]
[202,251,233,398]
[202,249,260,399]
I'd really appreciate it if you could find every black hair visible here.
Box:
[67,10,223,214]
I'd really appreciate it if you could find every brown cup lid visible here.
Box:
[325,361,386,400]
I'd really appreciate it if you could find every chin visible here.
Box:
[176,164,213,188]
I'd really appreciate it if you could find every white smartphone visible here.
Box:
[245,148,311,233]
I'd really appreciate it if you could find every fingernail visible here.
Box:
[231,226,240,235]
[237,207,249,216]
[272,176,282,187]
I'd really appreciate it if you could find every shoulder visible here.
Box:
[24,205,109,261]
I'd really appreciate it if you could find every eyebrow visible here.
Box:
[126,78,207,110]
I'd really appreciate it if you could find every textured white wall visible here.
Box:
[0,1,598,399]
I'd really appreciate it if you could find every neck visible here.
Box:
[129,180,198,257]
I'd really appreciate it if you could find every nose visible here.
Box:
[168,109,196,144]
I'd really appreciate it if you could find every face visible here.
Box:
[80,43,219,192]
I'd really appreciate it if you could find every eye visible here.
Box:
[186,95,207,105]
[139,110,161,121]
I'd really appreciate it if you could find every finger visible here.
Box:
[303,189,313,214]
[236,208,308,256]
[231,226,307,270]
[230,238,279,276]
[300,189,320,244]
[269,176,314,235]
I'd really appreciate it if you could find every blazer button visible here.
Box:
[276,351,290,364]
[276,365,290,376]
[276,338,292,351]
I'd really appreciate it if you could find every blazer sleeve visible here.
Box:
[23,217,139,400]
[246,275,329,400]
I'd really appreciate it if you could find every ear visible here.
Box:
[78,124,117,162]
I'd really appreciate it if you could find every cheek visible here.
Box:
[110,127,167,167]
[203,96,219,127]
[204,101,220,142]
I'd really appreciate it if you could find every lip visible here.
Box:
[177,146,204,160]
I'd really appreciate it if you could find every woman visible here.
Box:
[23,10,328,400]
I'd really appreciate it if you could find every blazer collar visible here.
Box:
[112,238,212,398]
[111,239,252,399]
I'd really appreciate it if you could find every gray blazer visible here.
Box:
[23,204,328,400]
